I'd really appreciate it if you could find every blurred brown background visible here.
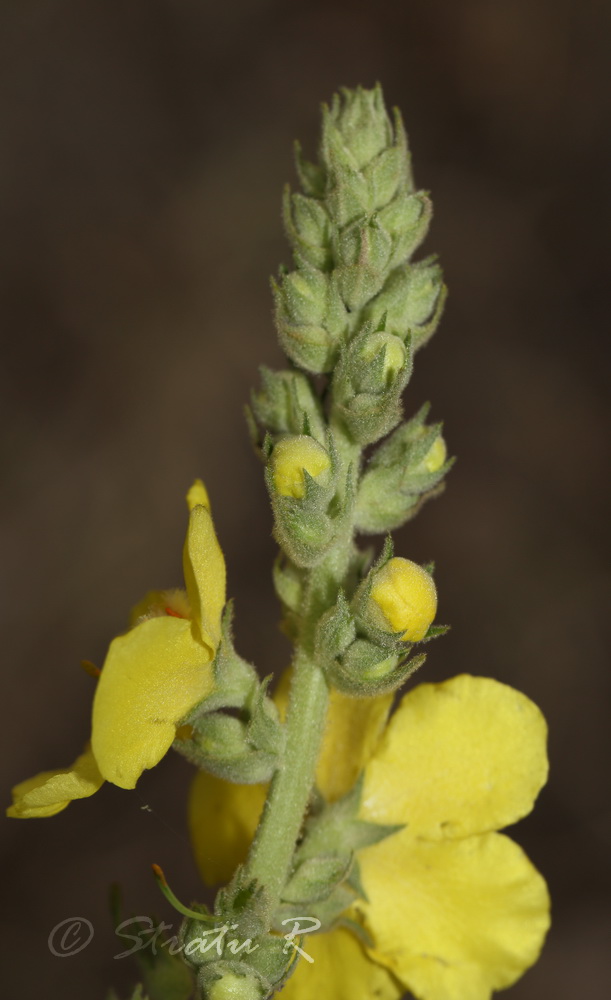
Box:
[1,1,609,997]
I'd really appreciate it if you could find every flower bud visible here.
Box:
[323,85,392,171]
[354,406,451,533]
[363,257,446,351]
[273,270,347,373]
[358,332,407,383]
[283,188,332,271]
[250,368,326,443]
[335,218,393,310]
[342,638,399,681]
[377,191,432,268]
[206,971,264,1000]
[331,328,411,446]
[413,434,447,474]
[271,436,331,499]
[369,557,437,642]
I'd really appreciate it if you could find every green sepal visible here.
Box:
[270,776,403,928]
[245,935,302,995]
[322,129,372,227]
[246,677,285,756]
[282,853,353,904]
[331,646,427,696]
[361,143,407,214]
[314,590,357,665]
[273,882,358,934]
[273,269,348,374]
[214,868,272,940]
[294,140,326,198]
[250,366,326,445]
[378,191,432,269]
[330,636,399,687]
[349,535,394,621]
[345,858,368,903]
[421,624,451,643]
[183,605,259,720]
[298,775,404,862]
[179,675,284,784]
[334,216,394,310]
[178,714,278,785]
[322,85,392,173]
[272,554,305,615]
[176,625,285,782]
[334,915,374,949]
[271,496,336,568]
[283,186,333,272]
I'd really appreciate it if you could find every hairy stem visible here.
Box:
[243,425,361,920]
[243,646,329,913]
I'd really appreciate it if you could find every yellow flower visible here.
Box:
[188,674,549,1000]
[8,479,226,818]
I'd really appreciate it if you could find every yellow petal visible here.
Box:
[187,478,211,511]
[317,689,393,802]
[362,674,548,838]
[183,503,226,653]
[188,770,267,885]
[280,926,402,1000]
[357,831,550,1000]
[274,669,393,802]
[7,746,103,818]
[92,616,214,789]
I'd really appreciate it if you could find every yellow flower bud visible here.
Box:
[360,332,406,380]
[416,435,447,474]
[272,436,331,499]
[369,557,437,641]
[208,972,262,1000]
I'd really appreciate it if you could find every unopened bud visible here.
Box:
[369,557,437,642]
[271,436,331,499]
[413,434,447,475]
[207,972,263,1000]
[359,332,406,382]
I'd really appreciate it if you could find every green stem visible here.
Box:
[244,646,329,913]
[243,423,361,922]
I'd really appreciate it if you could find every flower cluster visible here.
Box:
[7,85,550,1000]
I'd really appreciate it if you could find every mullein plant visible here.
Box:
[8,86,550,1000]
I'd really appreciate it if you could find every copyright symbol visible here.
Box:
[48,917,94,957]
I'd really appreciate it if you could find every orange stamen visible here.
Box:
[80,659,101,679]
[164,606,184,618]
[151,863,168,887]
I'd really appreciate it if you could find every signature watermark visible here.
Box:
[48,917,95,957]
[48,916,321,963]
